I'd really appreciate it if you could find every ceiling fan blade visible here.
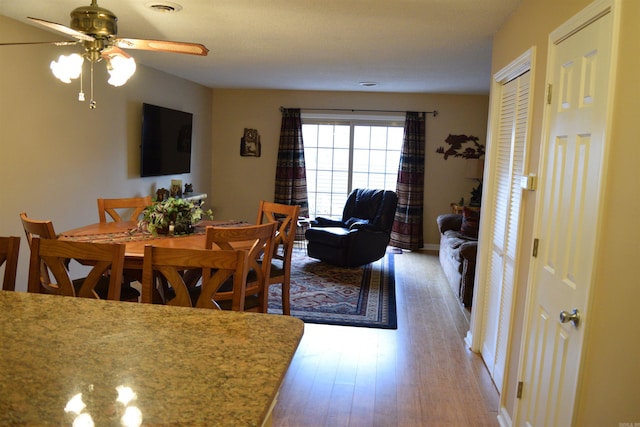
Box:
[0,41,78,46]
[102,46,132,59]
[27,17,95,42]
[114,38,209,56]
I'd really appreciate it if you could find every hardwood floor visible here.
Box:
[272,250,499,427]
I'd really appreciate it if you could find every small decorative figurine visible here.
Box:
[184,183,193,194]
[170,184,182,198]
[156,188,170,202]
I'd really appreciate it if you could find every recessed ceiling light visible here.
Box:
[145,2,183,13]
[359,82,378,87]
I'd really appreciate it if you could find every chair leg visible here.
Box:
[282,281,291,315]
[257,288,268,314]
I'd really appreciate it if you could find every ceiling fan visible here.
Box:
[1,0,209,108]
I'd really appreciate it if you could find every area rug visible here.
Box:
[268,248,398,329]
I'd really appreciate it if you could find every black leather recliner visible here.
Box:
[305,188,398,267]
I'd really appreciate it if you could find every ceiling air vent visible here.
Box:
[146,2,183,13]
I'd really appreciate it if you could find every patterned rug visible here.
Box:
[268,248,398,329]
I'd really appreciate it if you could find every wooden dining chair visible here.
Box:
[19,212,57,242]
[20,212,59,292]
[141,245,249,310]
[0,236,20,291]
[27,237,126,300]
[256,201,300,315]
[205,222,277,313]
[97,196,152,223]
[20,212,139,301]
[97,196,152,299]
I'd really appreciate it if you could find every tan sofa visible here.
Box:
[436,213,478,307]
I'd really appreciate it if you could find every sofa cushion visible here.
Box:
[443,230,473,249]
[460,207,480,238]
[305,226,351,247]
[437,213,463,234]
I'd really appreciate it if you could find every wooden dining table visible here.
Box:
[58,219,252,303]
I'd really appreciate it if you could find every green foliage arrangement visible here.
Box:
[139,197,213,235]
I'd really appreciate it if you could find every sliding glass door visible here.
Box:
[302,118,403,219]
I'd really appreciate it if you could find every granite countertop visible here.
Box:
[0,291,304,426]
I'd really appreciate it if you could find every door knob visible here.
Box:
[559,308,580,327]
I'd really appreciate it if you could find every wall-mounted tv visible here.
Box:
[140,103,193,177]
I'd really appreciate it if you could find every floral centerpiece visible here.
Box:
[139,197,213,235]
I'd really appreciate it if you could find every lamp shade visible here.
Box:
[106,55,136,87]
[50,53,83,83]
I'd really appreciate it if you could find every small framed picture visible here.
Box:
[240,128,261,157]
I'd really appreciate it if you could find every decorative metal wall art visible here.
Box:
[436,134,485,160]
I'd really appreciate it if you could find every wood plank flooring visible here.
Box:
[272,250,499,427]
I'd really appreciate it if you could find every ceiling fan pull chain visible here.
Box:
[89,61,96,109]
[78,60,85,102]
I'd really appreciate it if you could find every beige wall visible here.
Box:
[211,89,489,246]
[577,0,640,424]
[0,15,213,290]
[491,0,640,423]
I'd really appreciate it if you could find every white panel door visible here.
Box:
[517,5,613,427]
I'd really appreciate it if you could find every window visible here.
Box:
[302,116,404,219]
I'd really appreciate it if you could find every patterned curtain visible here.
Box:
[274,108,309,217]
[390,111,425,250]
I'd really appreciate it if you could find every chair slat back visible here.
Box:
[0,236,20,291]
[20,212,56,243]
[27,237,125,300]
[20,212,58,290]
[97,196,152,223]
[256,201,300,261]
[256,201,300,315]
[141,246,249,310]
[205,222,277,313]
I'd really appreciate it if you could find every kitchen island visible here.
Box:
[0,290,304,426]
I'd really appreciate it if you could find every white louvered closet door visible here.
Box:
[480,70,530,393]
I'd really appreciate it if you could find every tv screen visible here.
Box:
[140,103,193,177]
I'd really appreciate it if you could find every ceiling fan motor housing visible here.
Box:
[70,1,117,38]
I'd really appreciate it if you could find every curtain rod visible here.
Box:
[280,107,438,117]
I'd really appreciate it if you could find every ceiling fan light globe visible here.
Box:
[50,53,83,83]
[107,56,136,87]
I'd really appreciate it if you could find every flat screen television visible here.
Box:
[140,103,193,177]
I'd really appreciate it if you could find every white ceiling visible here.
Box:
[0,0,521,94]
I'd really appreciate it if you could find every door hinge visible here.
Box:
[517,381,524,399]
[547,84,552,104]
[532,238,539,258]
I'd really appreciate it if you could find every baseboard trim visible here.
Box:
[497,405,513,427]
[423,243,439,251]
[465,330,474,351]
